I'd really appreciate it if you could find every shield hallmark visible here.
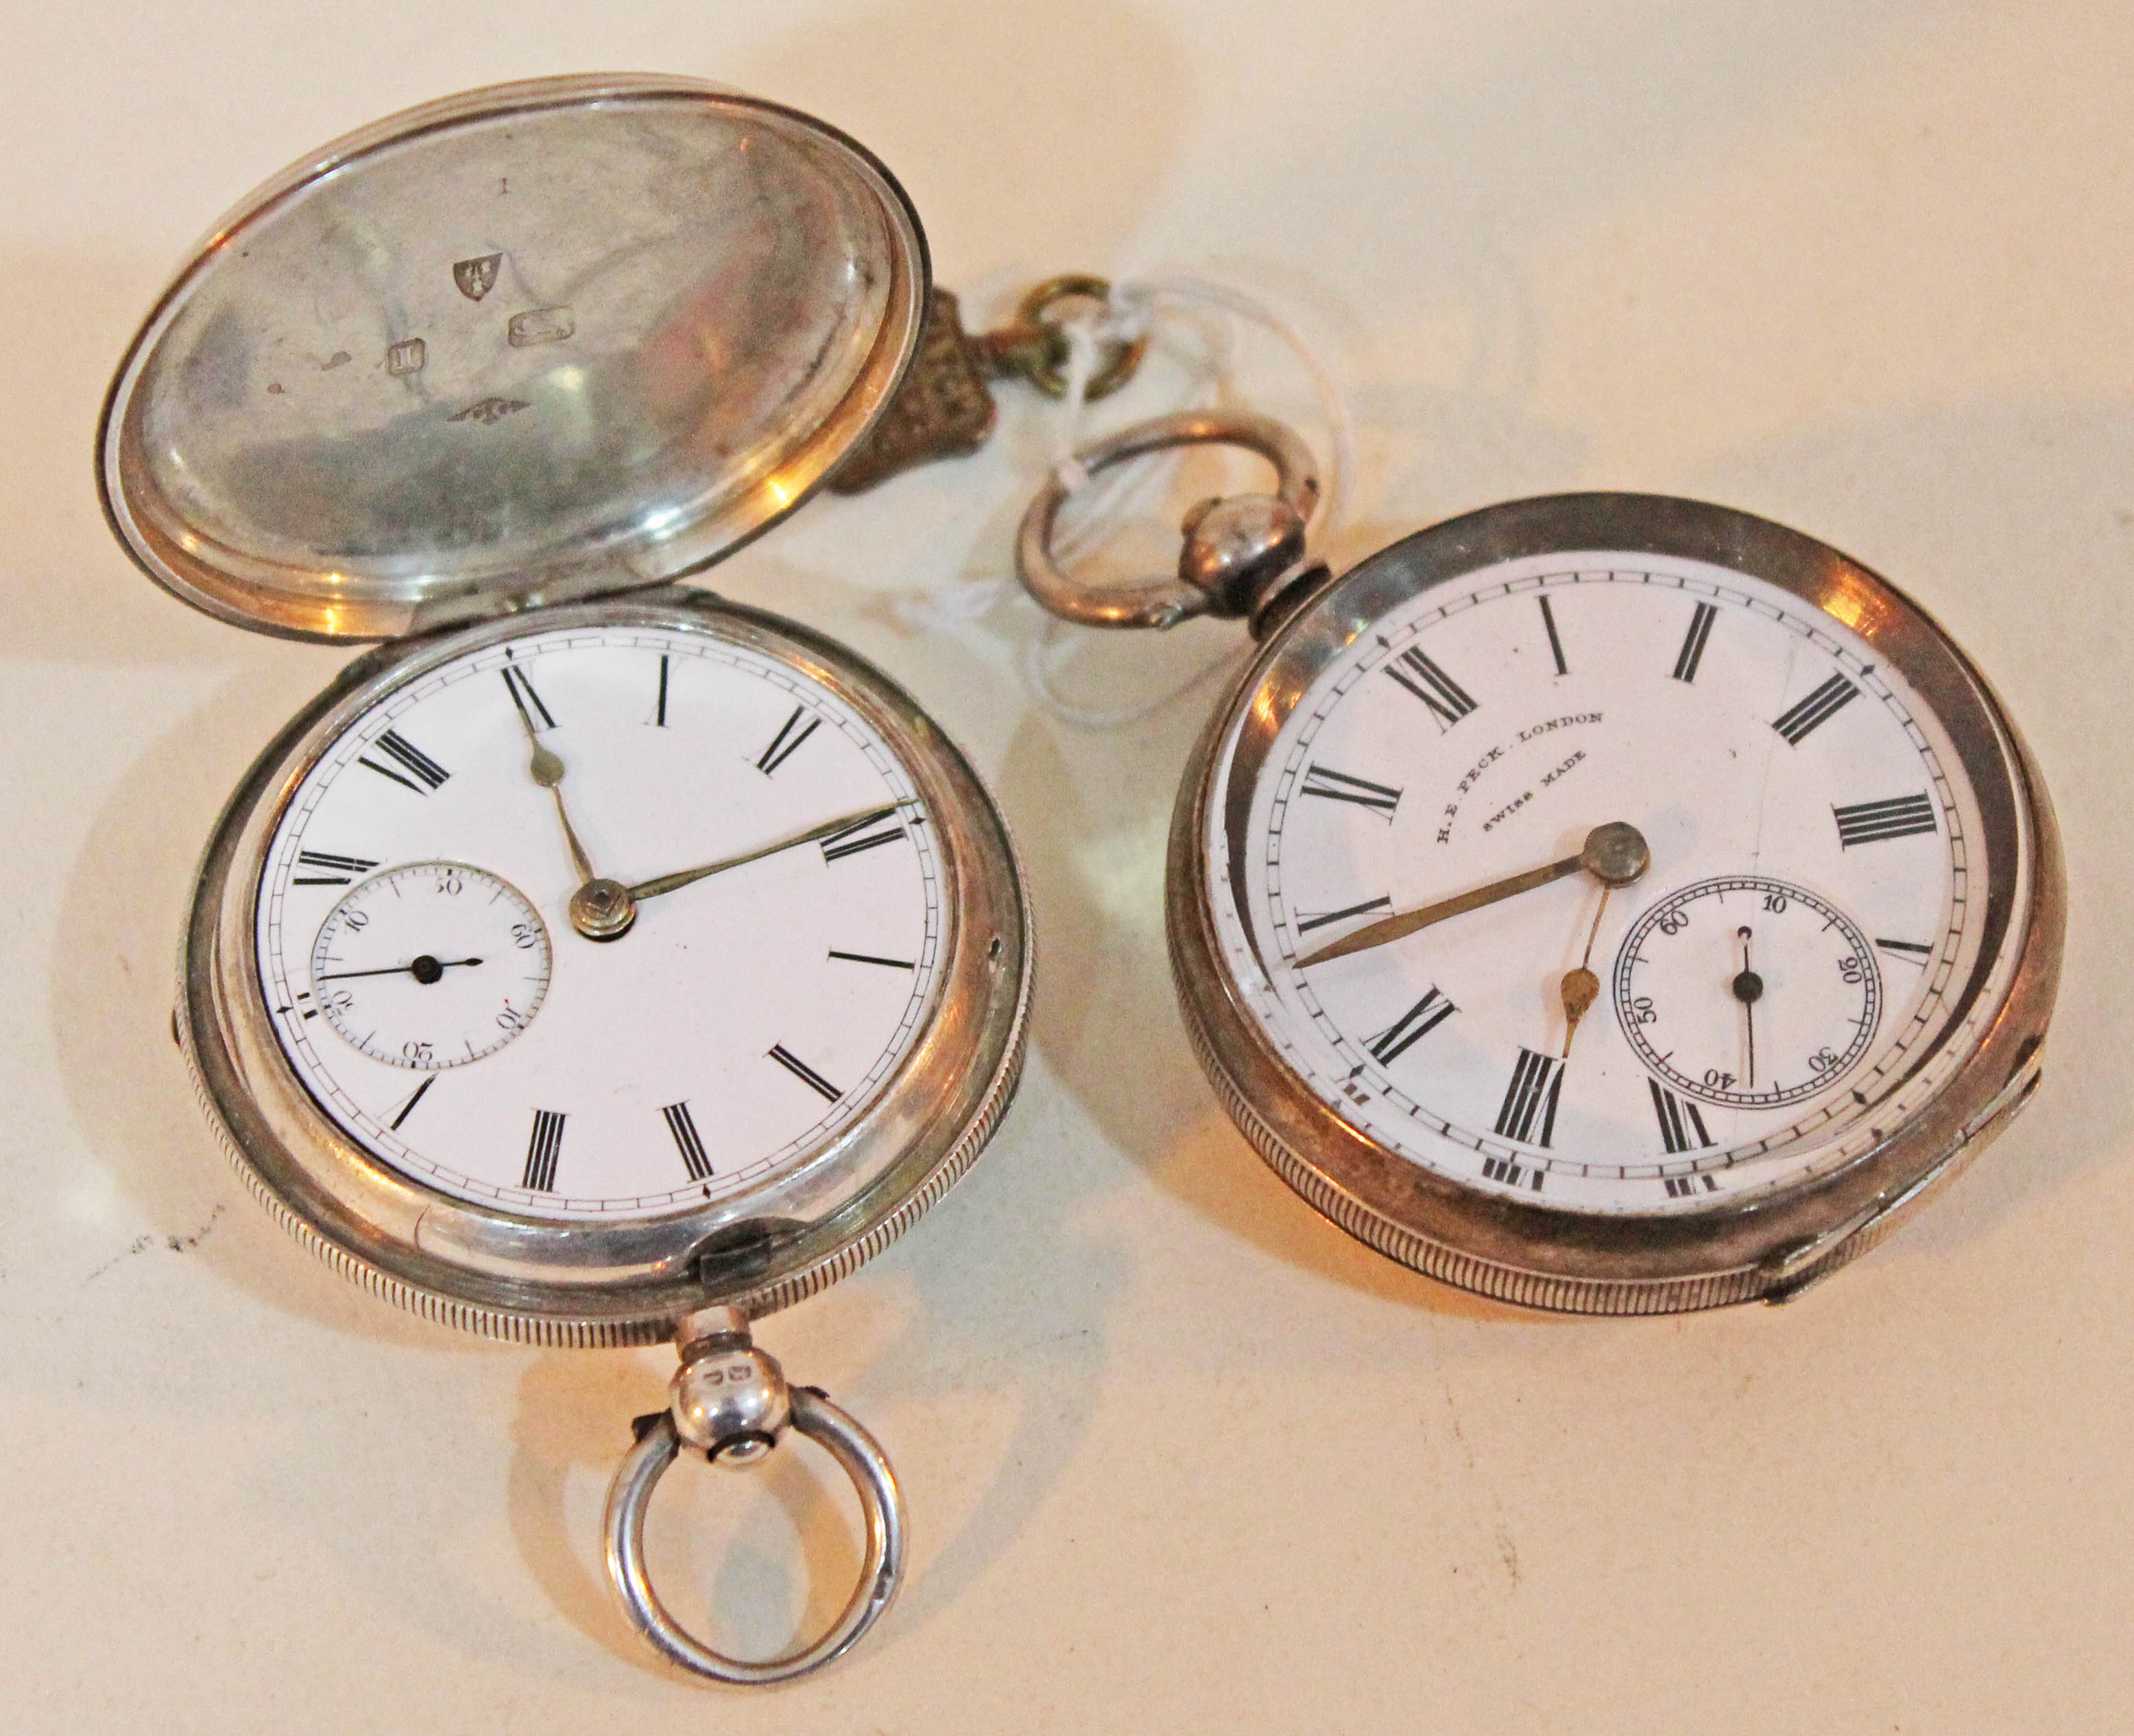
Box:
[453,252,503,301]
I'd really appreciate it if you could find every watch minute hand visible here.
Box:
[1297,854,1585,968]
[1295,822,1650,969]
[625,804,904,904]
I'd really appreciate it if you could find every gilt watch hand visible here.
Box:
[1297,822,1650,968]
[625,804,903,904]
[1559,886,1614,1058]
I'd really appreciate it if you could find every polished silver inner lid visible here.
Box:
[99,75,928,641]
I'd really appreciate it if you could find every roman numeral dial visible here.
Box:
[1295,895,1392,936]
[1537,595,1569,675]
[1365,988,1456,1066]
[769,1044,841,1102]
[756,705,820,775]
[387,1075,435,1131]
[662,1100,712,1182]
[1223,553,1982,1220]
[821,810,907,863]
[1670,601,1717,682]
[252,623,952,1225]
[501,658,555,730]
[522,1110,566,1192]
[1649,1081,1713,1155]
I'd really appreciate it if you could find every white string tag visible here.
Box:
[897,276,1354,729]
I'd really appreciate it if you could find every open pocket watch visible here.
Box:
[1019,413,2063,1313]
[100,75,1037,1681]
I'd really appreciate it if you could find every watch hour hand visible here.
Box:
[1297,822,1649,969]
[510,679,601,891]
[1559,886,1614,1058]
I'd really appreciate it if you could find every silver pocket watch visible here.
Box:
[101,74,1039,1682]
[1020,413,2064,1313]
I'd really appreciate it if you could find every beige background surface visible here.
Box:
[5,2,2131,1731]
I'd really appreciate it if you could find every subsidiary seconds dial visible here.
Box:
[309,862,551,1070]
[1612,876,1881,1112]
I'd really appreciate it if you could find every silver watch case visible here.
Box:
[180,591,1031,1345]
[1168,493,2063,1314]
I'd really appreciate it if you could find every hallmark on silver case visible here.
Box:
[507,306,575,347]
[448,396,531,426]
[453,252,502,300]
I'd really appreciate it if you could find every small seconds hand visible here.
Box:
[317,956,483,982]
[1732,927,1763,1088]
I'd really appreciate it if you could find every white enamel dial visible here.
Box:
[254,623,946,1221]
[1206,553,2008,1215]
[309,862,551,1069]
